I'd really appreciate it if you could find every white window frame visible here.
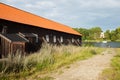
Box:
[46,35,49,42]
[60,36,63,43]
[33,33,38,43]
[72,38,74,43]
[53,36,56,43]
[77,39,79,42]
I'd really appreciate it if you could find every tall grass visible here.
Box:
[99,48,120,80]
[0,43,105,79]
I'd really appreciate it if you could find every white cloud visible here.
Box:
[1,0,120,30]
[25,1,55,9]
[76,0,120,9]
[36,1,55,8]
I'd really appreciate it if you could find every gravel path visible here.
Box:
[51,49,115,80]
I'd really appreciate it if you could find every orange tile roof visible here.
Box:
[0,3,81,36]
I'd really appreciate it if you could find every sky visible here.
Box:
[1,0,120,31]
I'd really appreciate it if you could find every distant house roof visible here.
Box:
[0,3,82,36]
[0,34,28,42]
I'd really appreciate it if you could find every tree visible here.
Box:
[110,30,117,41]
[74,26,120,41]
[74,27,102,40]
[105,30,111,40]
[115,27,120,40]
[89,27,102,40]
[74,28,90,40]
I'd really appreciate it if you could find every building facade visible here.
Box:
[0,3,82,57]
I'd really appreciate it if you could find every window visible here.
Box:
[34,34,38,43]
[53,36,56,43]
[72,38,74,43]
[46,35,49,42]
[77,39,79,42]
[60,36,63,43]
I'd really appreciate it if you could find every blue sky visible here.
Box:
[1,0,120,31]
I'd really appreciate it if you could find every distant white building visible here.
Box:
[100,32,105,38]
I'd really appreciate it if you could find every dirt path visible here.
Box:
[51,49,116,80]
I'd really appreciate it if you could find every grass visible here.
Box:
[0,43,105,79]
[99,48,120,80]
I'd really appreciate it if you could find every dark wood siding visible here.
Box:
[0,39,25,57]
[0,19,82,57]
[0,19,82,46]
[0,33,27,57]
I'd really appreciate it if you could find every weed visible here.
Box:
[38,76,54,80]
[100,48,120,80]
[58,70,64,74]
[0,43,105,79]
[66,65,70,69]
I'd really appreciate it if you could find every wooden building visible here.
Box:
[18,32,40,53]
[0,3,82,57]
[0,34,28,57]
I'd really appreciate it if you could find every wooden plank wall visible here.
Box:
[12,42,25,54]
[1,19,82,46]
[1,37,10,57]
[1,37,25,57]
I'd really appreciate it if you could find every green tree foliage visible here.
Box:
[110,30,117,41]
[104,30,111,40]
[104,27,120,41]
[74,26,120,41]
[74,27,102,40]
[89,27,102,40]
[115,27,120,40]
[74,28,89,40]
